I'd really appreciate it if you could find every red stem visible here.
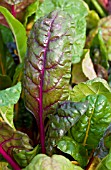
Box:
[11,5,16,18]
[0,147,21,170]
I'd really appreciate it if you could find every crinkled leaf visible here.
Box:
[70,78,111,105]
[0,122,33,160]
[69,95,111,151]
[46,101,88,154]
[24,10,74,124]
[23,154,74,170]
[0,82,21,129]
[95,123,111,159]
[24,0,39,27]
[57,136,88,167]
[0,6,27,62]
[82,49,97,80]
[35,0,88,63]
[13,145,40,168]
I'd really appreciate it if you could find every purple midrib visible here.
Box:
[38,14,58,153]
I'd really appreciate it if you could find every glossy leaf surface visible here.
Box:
[46,101,88,154]
[24,10,73,123]
[57,136,88,167]
[70,78,111,104]
[35,0,88,63]
[70,95,111,150]
[23,154,75,170]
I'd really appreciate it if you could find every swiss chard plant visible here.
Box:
[1,0,111,169]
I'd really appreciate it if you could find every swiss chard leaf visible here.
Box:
[35,0,88,63]
[0,6,27,62]
[0,82,21,129]
[70,78,111,105]
[0,122,32,169]
[57,136,88,167]
[23,154,75,170]
[13,145,40,168]
[69,95,111,151]
[24,10,74,152]
[46,100,88,155]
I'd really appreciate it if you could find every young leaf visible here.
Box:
[24,10,74,152]
[0,6,27,62]
[0,82,21,129]
[57,136,88,167]
[23,154,75,170]
[0,122,32,170]
[70,77,111,104]
[35,0,88,63]
[70,95,111,150]
[46,101,88,155]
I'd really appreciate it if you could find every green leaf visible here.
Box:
[0,82,21,129]
[35,0,88,63]
[23,154,75,170]
[0,82,21,106]
[0,6,27,62]
[13,145,40,168]
[70,95,111,150]
[57,136,88,167]
[46,101,88,155]
[24,0,39,27]
[70,78,111,104]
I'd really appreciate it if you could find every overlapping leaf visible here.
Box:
[0,82,21,129]
[0,122,32,159]
[57,136,88,167]
[24,10,74,124]
[46,101,88,154]
[69,95,111,151]
[0,6,27,62]
[23,154,75,170]
[70,78,111,104]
